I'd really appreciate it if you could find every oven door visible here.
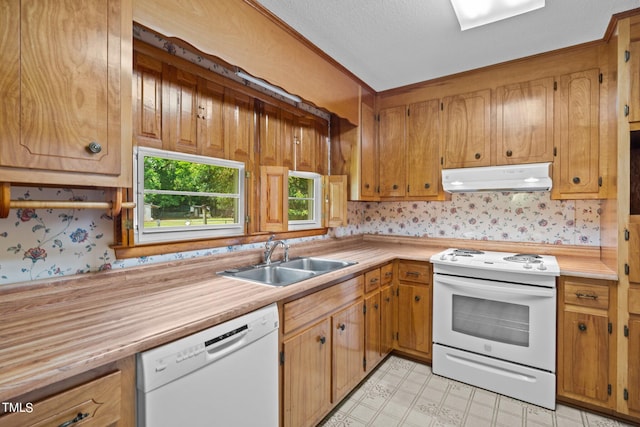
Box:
[433,273,556,372]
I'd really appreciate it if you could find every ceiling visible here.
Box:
[256,0,640,92]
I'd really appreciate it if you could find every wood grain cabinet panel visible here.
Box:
[407,99,441,197]
[133,51,163,149]
[378,105,406,197]
[196,77,225,158]
[629,40,640,123]
[332,300,365,402]
[397,283,431,358]
[163,65,199,154]
[360,101,378,199]
[553,69,601,198]
[0,0,130,185]
[380,284,395,356]
[442,89,492,169]
[259,102,282,166]
[628,317,640,414]
[496,77,554,165]
[224,89,254,165]
[364,292,382,372]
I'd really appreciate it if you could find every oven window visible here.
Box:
[452,295,530,347]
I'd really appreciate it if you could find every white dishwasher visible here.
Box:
[136,303,279,427]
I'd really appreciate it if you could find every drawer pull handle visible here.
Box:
[414,295,421,302]
[369,277,379,283]
[578,323,587,332]
[319,336,326,344]
[385,272,393,278]
[338,323,346,331]
[576,292,598,300]
[58,412,90,427]
[405,271,420,277]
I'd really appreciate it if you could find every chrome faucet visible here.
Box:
[264,236,289,264]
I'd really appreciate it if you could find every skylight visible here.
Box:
[450,0,545,30]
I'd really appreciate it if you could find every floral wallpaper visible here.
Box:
[0,187,600,286]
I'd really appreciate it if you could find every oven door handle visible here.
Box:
[435,274,555,298]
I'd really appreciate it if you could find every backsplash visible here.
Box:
[0,188,600,285]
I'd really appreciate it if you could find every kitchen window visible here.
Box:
[134,147,245,244]
[288,171,322,230]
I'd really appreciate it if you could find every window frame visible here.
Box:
[134,146,246,244]
[287,170,323,231]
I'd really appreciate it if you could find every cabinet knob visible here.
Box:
[474,153,481,160]
[385,297,391,302]
[414,295,421,302]
[86,141,102,154]
[364,183,370,189]
[392,184,398,190]
[338,323,346,331]
[374,303,379,310]
[573,177,581,184]
[506,150,513,157]
[319,336,326,344]
[578,323,587,332]
[424,183,430,189]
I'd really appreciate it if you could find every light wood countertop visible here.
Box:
[0,236,616,401]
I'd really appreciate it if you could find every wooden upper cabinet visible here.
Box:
[224,89,254,166]
[0,0,130,186]
[315,119,328,175]
[360,101,378,199]
[378,105,406,197]
[281,110,296,170]
[323,175,347,227]
[163,65,198,154]
[442,89,491,169]
[407,99,440,197]
[259,165,288,232]
[553,69,600,198]
[259,102,282,166]
[196,77,225,158]
[629,221,640,284]
[496,77,554,165]
[294,116,317,172]
[133,51,163,149]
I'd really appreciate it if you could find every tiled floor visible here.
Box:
[318,356,636,427]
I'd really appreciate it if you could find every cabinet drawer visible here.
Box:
[364,269,381,293]
[284,276,364,335]
[630,287,640,315]
[398,261,431,284]
[380,263,393,286]
[564,280,609,310]
[0,371,121,427]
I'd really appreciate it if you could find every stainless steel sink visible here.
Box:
[218,256,356,287]
[280,257,353,272]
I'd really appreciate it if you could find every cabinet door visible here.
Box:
[360,101,378,198]
[283,319,332,427]
[323,175,347,227]
[496,78,554,165]
[407,99,440,197]
[365,292,382,371]
[133,51,163,149]
[332,300,364,402]
[628,222,640,284]
[397,283,431,357]
[259,166,288,232]
[0,0,124,176]
[629,316,640,414]
[225,89,254,165]
[197,77,225,158]
[380,285,395,356]
[378,105,406,197]
[315,118,328,175]
[559,310,610,404]
[553,69,600,197]
[630,41,640,123]
[163,65,198,153]
[294,116,317,172]
[442,89,491,169]
[281,110,296,170]
[259,102,281,166]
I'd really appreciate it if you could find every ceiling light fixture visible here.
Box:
[236,70,302,103]
[450,0,545,30]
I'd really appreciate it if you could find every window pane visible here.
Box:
[144,157,239,194]
[289,199,313,220]
[288,176,313,198]
[143,194,239,228]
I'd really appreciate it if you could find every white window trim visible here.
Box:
[288,170,322,231]
[134,147,245,244]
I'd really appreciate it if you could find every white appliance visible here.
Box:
[136,303,279,427]
[441,162,552,193]
[431,248,559,409]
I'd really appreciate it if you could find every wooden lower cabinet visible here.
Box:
[364,292,382,372]
[333,301,365,402]
[628,316,640,415]
[380,284,395,356]
[395,260,432,360]
[282,318,332,427]
[557,276,615,410]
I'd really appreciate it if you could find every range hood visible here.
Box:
[442,162,552,193]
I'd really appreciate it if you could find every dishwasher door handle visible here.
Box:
[205,328,250,363]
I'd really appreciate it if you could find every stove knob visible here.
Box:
[450,254,457,262]
[523,261,532,269]
[537,262,547,271]
[440,253,447,260]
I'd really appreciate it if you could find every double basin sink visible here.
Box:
[218,257,356,287]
